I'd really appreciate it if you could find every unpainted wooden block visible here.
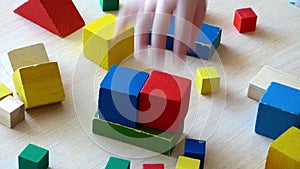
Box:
[105,156,130,169]
[233,7,257,33]
[18,144,49,169]
[138,70,191,134]
[0,84,13,100]
[83,14,134,70]
[176,156,200,169]
[143,163,165,169]
[265,127,300,169]
[100,0,119,11]
[184,139,206,169]
[14,0,85,37]
[0,95,24,128]
[13,62,65,109]
[247,65,300,101]
[255,82,300,139]
[196,66,220,94]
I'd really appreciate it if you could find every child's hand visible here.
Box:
[116,0,206,60]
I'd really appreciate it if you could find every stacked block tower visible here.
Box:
[93,65,191,155]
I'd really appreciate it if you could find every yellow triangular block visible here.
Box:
[0,84,13,100]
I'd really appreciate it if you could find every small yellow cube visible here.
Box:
[176,156,200,169]
[265,126,300,169]
[13,62,65,109]
[196,66,220,94]
[83,14,134,70]
[0,84,13,100]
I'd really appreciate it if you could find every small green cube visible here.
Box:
[18,144,49,169]
[100,0,119,11]
[105,156,130,169]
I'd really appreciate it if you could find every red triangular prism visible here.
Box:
[14,0,85,37]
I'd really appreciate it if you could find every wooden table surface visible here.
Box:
[1,0,300,168]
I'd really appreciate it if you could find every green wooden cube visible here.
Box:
[100,0,119,11]
[18,144,49,169]
[105,156,130,169]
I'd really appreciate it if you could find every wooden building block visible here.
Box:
[265,127,300,169]
[13,62,65,109]
[8,43,49,72]
[83,14,134,70]
[98,65,149,127]
[255,82,300,139]
[149,16,222,60]
[0,96,24,128]
[138,70,191,134]
[18,144,49,169]
[176,156,200,169]
[14,0,85,37]
[92,112,183,155]
[142,163,165,169]
[233,7,257,33]
[0,84,13,100]
[184,139,206,169]
[247,65,300,101]
[100,0,119,11]
[196,67,220,94]
[105,156,130,169]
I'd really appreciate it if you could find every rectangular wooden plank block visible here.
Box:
[248,65,300,101]
[0,84,13,100]
[0,95,24,128]
[92,112,183,155]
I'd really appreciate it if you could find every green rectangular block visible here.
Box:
[92,112,183,155]
[100,0,119,11]
[18,144,49,169]
[105,156,130,169]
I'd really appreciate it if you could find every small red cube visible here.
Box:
[143,163,165,169]
[233,7,257,33]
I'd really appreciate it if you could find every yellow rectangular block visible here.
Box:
[265,127,300,169]
[196,66,220,94]
[0,84,13,100]
[83,14,134,70]
[13,62,65,109]
[176,156,200,169]
[0,95,24,128]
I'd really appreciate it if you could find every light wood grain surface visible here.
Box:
[1,0,300,168]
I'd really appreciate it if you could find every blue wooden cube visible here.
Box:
[255,82,300,139]
[148,16,222,60]
[98,65,149,127]
[184,139,206,169]
[105,156,130,169]
[18,144,49,169]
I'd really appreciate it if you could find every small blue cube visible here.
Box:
[184,139,206,169]
[255,82,300,139]
[98,65,149,127]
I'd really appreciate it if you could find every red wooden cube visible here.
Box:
[142,163,164,169]
[233,7,257,33]
[138,70,191,133]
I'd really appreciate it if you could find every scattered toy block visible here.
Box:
[98,65,149,127]
[196,67,220,95]
[18,144,49,169]
[233,7,257,33]
[248,65,300,101]
[13,62,65,109]
[184,139,206,169]
[143,163,165,169]
[100,0,119,11]
[0,95,24,128]
[265,127,300,169]
[14,0,85,37]
[176,156,200,169]
[83,14,134,70]
[138,70,191,133]
[255,82,300,139]
[92,112,183,155]
[8,43,49,72]
[0,84,13,100]
[105,156,130,169]
[149,16,222,60]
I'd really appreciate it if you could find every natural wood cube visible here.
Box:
[0,95,24,128]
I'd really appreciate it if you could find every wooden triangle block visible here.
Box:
[14,0,85,37]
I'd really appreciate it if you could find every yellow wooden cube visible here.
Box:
[265,126,300,169]
[196,66,220,94]
[0,84,13,100]
[176,156,200,169]
[83,14,134,70]
[13,62,65,109]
